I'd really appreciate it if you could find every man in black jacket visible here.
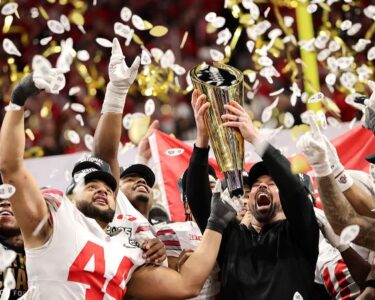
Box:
[185,90,319,299]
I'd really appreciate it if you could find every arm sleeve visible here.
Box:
[185,145,212,232]
[261,144,319,263]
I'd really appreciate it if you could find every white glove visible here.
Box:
[102,38,140,113]
[314,208,349,252]
[322,136,344,177]
[33,68,66,94]
[297,132,332,177]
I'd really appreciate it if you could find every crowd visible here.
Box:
[0,33,375,300]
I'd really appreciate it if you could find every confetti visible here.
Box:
[293,291,303,300]
[132,14,146,30]
[246,40,255,53]
[150,25,168,37]
[212,16,225,28]
[283,112,295,128]
[307,4,318,14]
[141,49,152,65]
[60,14,71,31]
[257,56,273,67]
[284,16,294,27]
[269,88,284,97]
[30,7,39,18]
[347,23,362,36]
[339,72,357,90]
[75,114,84,127]
[328,40,341,52]
[40,36,52,46]
[47,20,65,34]
[25,128,35,141]
[327,116,340,127]
[84,134,94,151]
[160,49,175,68]
[120,7,132,22]
[216,28,232,46]
[325,73,336,86]
[1,3,18,16]
[205,12,216,23]
[96,37,113,48]
[367,47,375,61]
[340,20,352,31]
[3,38,21,56]
[145,99,155,116]
[261,106,273,123]
[308,92,324,104]
[340,224,360,245]
[165,148,184,156]
[180,31,189,49]
[151,48,164,62]
[70,103,85,113]
[123,114,133,129]
[171,64,186,76]
[114,22,133,40]
[77,50,90,61]
[0,184,16,199]
[66,130,80,144]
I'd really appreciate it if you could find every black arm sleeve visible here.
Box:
[185,145,212,232]
[261,144,319,264]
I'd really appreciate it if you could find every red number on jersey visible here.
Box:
[68,241,134,300]
[68,241,106,300]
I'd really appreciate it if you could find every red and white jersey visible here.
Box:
[156,221,220,300]
[25,189,145,300]
[108,191,155,248]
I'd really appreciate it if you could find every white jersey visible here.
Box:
[156,221,220,300]
[25,189,145,300]
[108,191,155,247]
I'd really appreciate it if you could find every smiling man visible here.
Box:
[0,179,28,299]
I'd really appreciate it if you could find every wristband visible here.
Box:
[11,74,40,106]
[337,243,350,253]
[335,170,354,192]
[364,279,375,289]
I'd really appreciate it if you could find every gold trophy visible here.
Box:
[190,63,244,196]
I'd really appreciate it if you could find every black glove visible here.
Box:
[206,191,237,234]
[11,74,40,106]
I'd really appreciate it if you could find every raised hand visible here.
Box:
[221,100,259,143]
[102,38,140,114]
[191,89,210,148]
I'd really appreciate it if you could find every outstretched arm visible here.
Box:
[0,71,64,248]
[93,38,140,184]
[127,184,238,299]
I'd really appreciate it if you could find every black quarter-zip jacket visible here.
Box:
[185,143,319,300]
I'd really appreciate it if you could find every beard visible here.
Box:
[0,225,21,238]
[133,193,149,203]
[76,200,115,224]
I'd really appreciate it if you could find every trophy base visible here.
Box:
[224,170,244,197]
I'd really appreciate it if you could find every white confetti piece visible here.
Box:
[75,114,84,127]
[284,16,294,27]
[60,14,71,31]
[3,38,21,56]
[317,49,331,62]
[364,5,375,19]
[340,72,357,90]
[47,20,65,34]
[212,16,225,28]
[261,106,273,123]
[160,50,175,68]
[171,64,186,76]
[347,23,361,36]
[325,73,336,86]
[367,46,375,61]
[293,291,303,300]
[67,130,80,144]
[328,40,341,52]
[144,99,155,116]
[78,25,86,34]
[77,50,90,61]
[246,40,255,54]
[120,6,132,22]
[340,20,352,31]
[307,3,318,14]
[69,87,81,96]
[205,12,216,23]
[0,184,16,199]
[283,112,295,128]
[353,39,371,53]
[32,55,52,74]
[30,7,39,19]
[269,88,284,97]
[141,49,151,65]
[257,56,273,67]
[216,28,232,46]
[340,224,360,245]
[84,134,94,151]
[70,103,85,113]
[114,22,133,40]
[131,14,145,30]
[1,3,18,16]
[308,92,324,104]
[40,36,52,46]
[96,37,113,48]
[165,148,184,156]
[264,7,271,18]
[123,114,132,129]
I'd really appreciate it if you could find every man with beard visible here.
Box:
[186,91,319,299]
[0,178,28,299]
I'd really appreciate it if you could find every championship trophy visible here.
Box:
[190,63,244,196]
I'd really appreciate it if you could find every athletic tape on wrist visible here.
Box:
[364,279,375,289]
[11,75,40,106]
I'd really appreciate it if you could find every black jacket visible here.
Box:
[185,144,319,300]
